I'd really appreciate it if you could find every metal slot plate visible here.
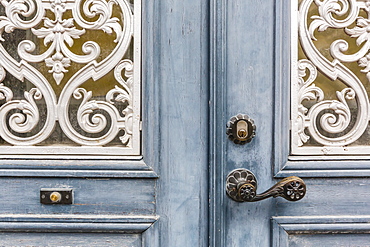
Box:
[40,189,73,204]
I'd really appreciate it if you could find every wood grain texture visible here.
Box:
[1,0,209,245]
[142,0,209,246]
[273,1,370,178]
[0,178,155,215]
[289,234,370,247]
[0,222,151,233]
[211,0,370,246]
[5,0,370,245]
[0,233,141,247]
[273,0,291,176]
[0,215,156,246]
[0,169,157,178]
[209,0,227,245]
[273,216,370,247]
[211,0,277,246]
[276,178,370,216]
[0,0,207,244]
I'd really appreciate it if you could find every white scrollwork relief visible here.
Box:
[0,0,139,153]
[296,59,324,146]
[293,0,370,154]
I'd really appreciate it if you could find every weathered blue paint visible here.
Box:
[210,0,277,246]
[0,233,142,246]
[0,178,155,215]
[272,0,370,179]
[2,0,370,245]
[211,0,370,246]
[1,0,210,244]
[142,0,210,245]
[273,216,370,246]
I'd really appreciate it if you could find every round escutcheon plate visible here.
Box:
[226,114,256,144]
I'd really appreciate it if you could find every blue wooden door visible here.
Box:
[0,0,210,245]
[2,0,370,246]
[210,0,370,246]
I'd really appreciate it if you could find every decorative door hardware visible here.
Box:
[226,114,256,144]
[40,188,73,204]
[226,168,306,202]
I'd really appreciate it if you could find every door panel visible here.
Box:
[0,178,155,215]
[210,0,276,246]
[211,0,370,246]
[287,235,370,247]
[273,217,370,247]
[0,0,141,154]
[0,0,210,245]
[142,0,209,245]
[0,233,141,246]
[277,178,370,215]
[0,0,157,244]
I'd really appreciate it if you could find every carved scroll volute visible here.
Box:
[226,169,306,202]
[293,0,370,154]
[0,0,138,149]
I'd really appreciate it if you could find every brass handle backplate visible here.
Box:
[226,168,306,202]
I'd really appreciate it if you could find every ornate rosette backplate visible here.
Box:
[0,0,141,156]
[291,0,370,155]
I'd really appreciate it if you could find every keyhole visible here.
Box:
[238,129,247,138]
[50,192,62,203]
[236,120,249,139]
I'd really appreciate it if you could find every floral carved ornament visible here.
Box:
[0,0,137,148]
[293,0,370,154]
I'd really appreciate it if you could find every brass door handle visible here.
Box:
[226,168,306,202]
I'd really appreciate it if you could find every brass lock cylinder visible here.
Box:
[226,114,256,144]
[49,192,62,203]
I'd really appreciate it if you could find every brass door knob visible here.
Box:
[226,168,306,202]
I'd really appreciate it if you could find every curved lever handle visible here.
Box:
[226,168,306,202]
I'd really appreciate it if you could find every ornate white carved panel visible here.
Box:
[0,0,140,156]
[291,0,370,156]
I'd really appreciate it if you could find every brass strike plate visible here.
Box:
[40,188,73,204]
